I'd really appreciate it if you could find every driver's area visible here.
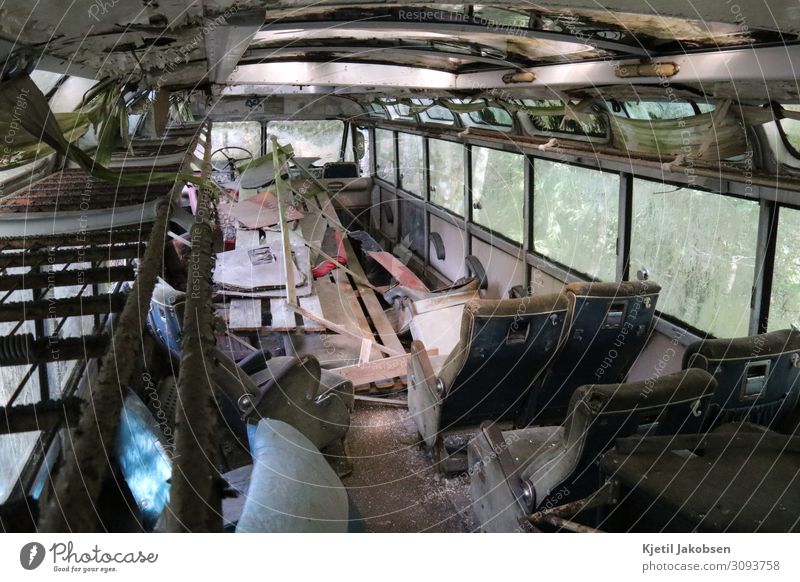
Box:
[209,121,262,192]
[208,119,361,198]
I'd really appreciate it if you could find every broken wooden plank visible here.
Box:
[329,348,439,387]
[288,302,399,356]
[353,394,407,407]
[331,353,411,386]
[298,295,325,331]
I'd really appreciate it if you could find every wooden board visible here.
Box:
[329,350,434,386]
[298,295,325,331]
[228,298,262,330]
[340,237,406,390]
[269,299,297,331]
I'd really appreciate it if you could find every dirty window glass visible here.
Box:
[267,120,343,161]
[470,147,525,243]
[0,279,40,503]
[631,179,758,337]
[397,133,424,196]
[620,101,697,120]
[375,128,396,184]
[533,160,619,280]
[211,121,261,162]
[429,139,465,216]
[780,104,800,153]
[769,206,800,330]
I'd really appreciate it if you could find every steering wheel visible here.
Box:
[211,146,254,178]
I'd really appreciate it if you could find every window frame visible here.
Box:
[396,131,425,197]
[374,128,397,185]
[427,137,466,217]
[530,157,622,282]
[629,176,761,338]
[469,144,527,245]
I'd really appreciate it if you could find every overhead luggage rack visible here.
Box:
[0,121,211,531]
[0,168,173,213]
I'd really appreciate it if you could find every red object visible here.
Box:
[367,251,429,291]
[186,184,198,215]
[311,230,347,278]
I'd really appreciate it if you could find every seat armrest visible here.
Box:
[408,340,444,447]
[410,340,441,396]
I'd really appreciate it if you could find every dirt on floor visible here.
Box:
[342,401,479,533]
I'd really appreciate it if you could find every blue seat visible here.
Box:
[683,328,800,429]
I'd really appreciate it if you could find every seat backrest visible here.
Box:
[523,280,661,425]
[683,328,800,428]
[437,293,569,431]
[523,368,717,508]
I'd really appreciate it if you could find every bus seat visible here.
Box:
[469,369,717,532]
[243,355,353,452]
[522,280,661,425]
[407,294,569,464]
[683,328,800,429]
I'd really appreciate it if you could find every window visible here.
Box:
[210,121,261,163]
[617,101,703,120]
[462,106,514,131]
[266,120,343,161]
[375,129,395,184]
[779,104,800,153]
[429,139,465,215]
[397,133,424,196]
[383,101,415,121]
[769,206,800,330]
[473,5,531,28]
[470,147,525,243]
[365,102,388,118]
[631,179,758,337]
[533,160,619,280]
[416,99,455,125]
[0,278,40,504]
[522,99,607,138]
[344,126,370,176]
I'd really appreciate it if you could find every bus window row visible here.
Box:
[371,130,800,338]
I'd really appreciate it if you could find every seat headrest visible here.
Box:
[684,328,800,364]
[566,280,661,299]
[570,368,717,415]
[466,293,569,319]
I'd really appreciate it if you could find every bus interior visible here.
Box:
[0,1,799,534]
